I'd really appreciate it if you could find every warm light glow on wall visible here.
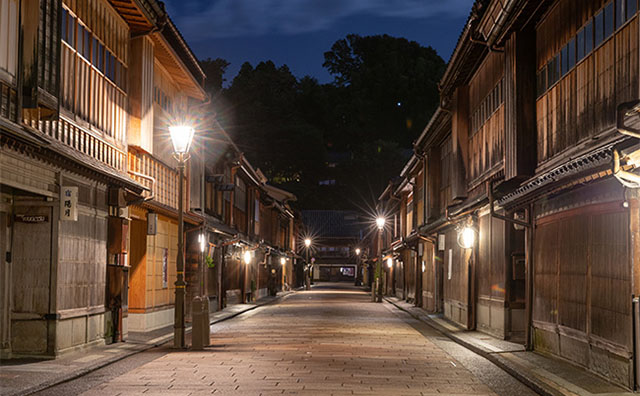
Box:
[458,227,476,249]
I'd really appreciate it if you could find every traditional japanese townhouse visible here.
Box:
[301,210,364,283]
[495,0,640,388]
[261,184,298,292]
[199,124,298,307]
[0,0,147,357]
[378,0,640,389]
[101,0,208,335]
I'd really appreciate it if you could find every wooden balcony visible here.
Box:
[128,147,185,210]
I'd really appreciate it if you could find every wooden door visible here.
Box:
[0,210,10,351]
[11,205,52,354]
[128,219,147,312]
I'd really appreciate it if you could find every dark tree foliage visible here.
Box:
[220,61,326,193]
[323,34,445,148]
[200,57,230,95]
[201,34,445,210]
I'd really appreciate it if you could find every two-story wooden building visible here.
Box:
[0,0,146,357]
[0,0,300,358]
[379,0,640,389]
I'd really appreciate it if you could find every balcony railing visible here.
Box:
[23,112,127,173]
[128,147,185,210]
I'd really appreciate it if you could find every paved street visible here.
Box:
[36,284,536,396]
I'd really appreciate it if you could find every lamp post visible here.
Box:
[280,257,286,291]
[375,217,385,303]
[169,125,195,349]
[304,238,311,290]
[354,248,361,286]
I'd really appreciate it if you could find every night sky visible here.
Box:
[162,0,476,85]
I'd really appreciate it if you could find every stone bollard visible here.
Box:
[202,297,211,347]
[191,297,204,350]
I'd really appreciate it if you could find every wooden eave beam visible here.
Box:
[151,33,206,100]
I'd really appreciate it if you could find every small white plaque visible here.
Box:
[60,186,78,221]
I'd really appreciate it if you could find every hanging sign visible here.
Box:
[162,248,168,288]
[60,186,78,221]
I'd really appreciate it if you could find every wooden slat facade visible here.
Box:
[380,0,640,387]
[536,0,638,166]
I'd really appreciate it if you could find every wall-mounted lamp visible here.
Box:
[355,248,361,256]
[243,250,252,265]
[387,258,393,268]
[457,226,476,249]
[198,233,206,253]
[280,257,286,266]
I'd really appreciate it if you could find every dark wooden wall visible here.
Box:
[468,51,505,183]
[533,203,631,350]
[536,0,638,165]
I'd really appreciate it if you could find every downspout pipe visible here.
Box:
[128,171,155,203]
[616,100,640,139]
[487,181,531,229]
[613,100,640,188]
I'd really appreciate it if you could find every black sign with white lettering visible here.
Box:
[15,214,48,223]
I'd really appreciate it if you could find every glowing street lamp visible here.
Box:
[169,125,195,154]
[354,248,362,286]
[304,238,312,290]
[169,124,195,349]
[373,215,386,302]
[243,250,252,265]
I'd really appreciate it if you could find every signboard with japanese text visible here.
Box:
[162,248,168,288]
[60,186,78,221]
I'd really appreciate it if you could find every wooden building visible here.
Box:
[104,0,208,334]
[0,0,300,358]
[301,210,365,283]
[379,0,640,389]
[0,0,145,357]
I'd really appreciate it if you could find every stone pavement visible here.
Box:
[77,283,507,396]
[384,296,633,396]
[0,293,290,396]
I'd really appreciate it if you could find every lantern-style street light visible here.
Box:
[354,247,362,286]
[374,216,385,302]
[304,238,312,290]
[169,124,195,349]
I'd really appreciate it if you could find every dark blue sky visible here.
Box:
[163,0,475,85]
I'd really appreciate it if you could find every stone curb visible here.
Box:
[383,297,560,396]
[14,291,295,396]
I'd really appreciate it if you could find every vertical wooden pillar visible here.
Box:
[426,146,441,222]
[504,28,537,182]
[451,86,469,200]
